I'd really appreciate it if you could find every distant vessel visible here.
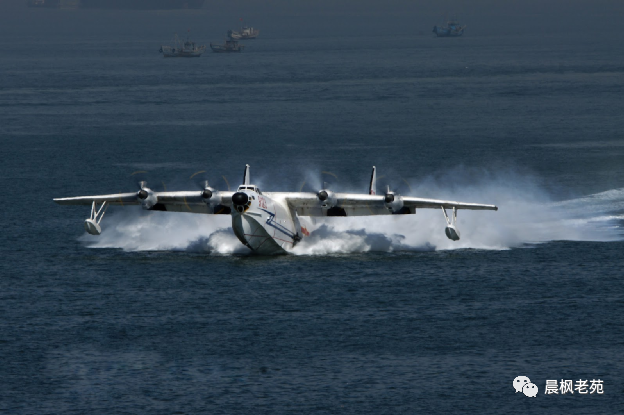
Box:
[81,0,205,9]
[160,34,206,58]
[28,0,61,7]
[228,27,259,40]
[210,40,245,53]
[432,19,465,37]
[29,0,206,9]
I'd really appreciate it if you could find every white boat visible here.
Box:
[159,34,206,58]
[228,26,259,40]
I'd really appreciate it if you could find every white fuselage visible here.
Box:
[231,190,302,255]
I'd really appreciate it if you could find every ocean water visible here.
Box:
[1,8,624,414]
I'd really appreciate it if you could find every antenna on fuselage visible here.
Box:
[243,164,251,185]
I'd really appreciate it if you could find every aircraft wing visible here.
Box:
[54,192,142,206]
[279,192,498,217]
[402,196,498,211]
[54,190,234,214]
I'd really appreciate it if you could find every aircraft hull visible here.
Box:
[230,192,302,255]
[232,213,287,255]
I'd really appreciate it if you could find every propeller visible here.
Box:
[188,170,231,214]
[137,181,149,200]
[376,175,413,198]
[298,170,339,192]
[129,171,151,200]
[189,170,231,193]
[127,171,168,210]
[296,170,342,210]
[129,170,169,193]
[133,179,157,209]
[373,171,414,215]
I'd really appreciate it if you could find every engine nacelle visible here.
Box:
[137,187,158,209]
[317,189,337,209]
[201,186,223,206]
[201,188,213,200]
[384,192,404,213]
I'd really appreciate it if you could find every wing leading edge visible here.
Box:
[403,196,498,211]
[280,192,497,217]
[54,190,234,214]
[54,193,141,206]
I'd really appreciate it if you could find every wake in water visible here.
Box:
[81,168,624,255]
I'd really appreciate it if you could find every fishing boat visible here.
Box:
[210,40,245,53]
[28,0,206,8]
[159,34,206,58]
[27,0,61,7]
[432,19,465,37]
[80,0,205,9]
[228,26,259,40]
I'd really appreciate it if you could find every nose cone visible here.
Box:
[137,189,148,200]
[232,192,249,206]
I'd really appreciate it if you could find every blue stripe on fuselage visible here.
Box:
[258,208,296,240]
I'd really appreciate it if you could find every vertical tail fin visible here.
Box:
[369,166,376,195]
[243,164,250,185]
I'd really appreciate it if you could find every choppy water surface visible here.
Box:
[1,9,623,414]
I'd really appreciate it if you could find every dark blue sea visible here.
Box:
[1,7,624,414]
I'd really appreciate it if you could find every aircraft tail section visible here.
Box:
[243,164,250,185]
[369,166,376,195]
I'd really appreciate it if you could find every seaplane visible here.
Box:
[54,165,498,255]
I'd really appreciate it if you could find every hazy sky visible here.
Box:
[1,0,623,40]
[2,0,624,15]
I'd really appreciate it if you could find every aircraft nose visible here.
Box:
[232,192,249,207]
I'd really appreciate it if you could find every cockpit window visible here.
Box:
[238,186,260,194]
